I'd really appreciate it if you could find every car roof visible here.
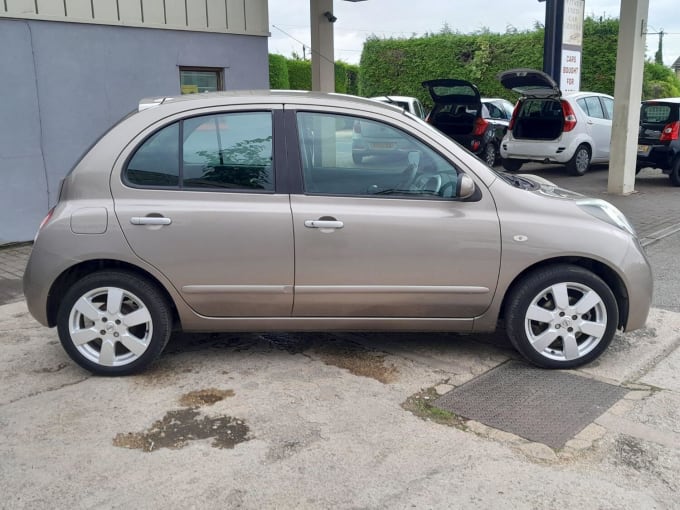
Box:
[641,97,680,104]
[370,95,418,103]
[138,90,398,112]
[564,91,614,99]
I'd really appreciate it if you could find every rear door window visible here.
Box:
[578,96,606,119]
[125,112,274,191]
[641,104,672,124]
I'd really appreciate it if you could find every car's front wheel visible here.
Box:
[566,144,591,176]
[57,271,172,376]
[352,153,363,165]
[501,158,523,172]
[505,265,619,369]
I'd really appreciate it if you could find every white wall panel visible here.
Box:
[164,0,187,26]
[142,0,166,24]
[5,0,35,15]
[118,1,142,23]
[36,1,65,16]
[65,0,93,19]
[226,0,244,31]
[206,0,227,31]
[186,0,207,29]
[245,0,267,33]
[92,0,119,20]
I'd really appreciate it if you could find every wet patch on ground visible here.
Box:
[313,342,398,384]
[113,408,250,452]
[614,435,657,472]
[179,388,235,408]
[401,386,468,428]
[114,387,247,452]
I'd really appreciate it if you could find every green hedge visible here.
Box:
[268,56,362,94]
[287,59,312,91]
[268,54,290,89]
[358,30,543,108]
[358,17,680,105]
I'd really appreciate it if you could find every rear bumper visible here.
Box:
[637,144,677,171]
[500,138,575,164]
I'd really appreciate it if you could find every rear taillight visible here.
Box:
[425,112,432,124]
[508,101,520,130]
[39,208,54,231]
[473,117,488,136]
[562,100,577,132]
[353,120,362,134]
[34,207,55,242]
[660,121,680,142]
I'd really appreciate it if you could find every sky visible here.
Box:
[268,0,680,68]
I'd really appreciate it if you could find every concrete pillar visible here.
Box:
[310,0,335,92]
[608,0,649,195]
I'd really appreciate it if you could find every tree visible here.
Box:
[654,30,664,65]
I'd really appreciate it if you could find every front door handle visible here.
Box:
[130,216,172,226]
[304,220,344,229]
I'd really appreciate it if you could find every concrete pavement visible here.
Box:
[1,165,680,508]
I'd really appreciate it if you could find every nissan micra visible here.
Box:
[23,91,653,376]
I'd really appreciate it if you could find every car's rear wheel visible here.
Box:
[501,158,523,172]
[669,158,680,186]
[567,144,591,176]
[352,153,363,165]
[56,271,172,376]
[483,143,497,167]
[505,265,618,369]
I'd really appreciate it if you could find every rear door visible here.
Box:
[576,95,612,161]
[111,106,295,318]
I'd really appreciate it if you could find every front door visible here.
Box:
[111,107,294,317]
[289,110,501,318]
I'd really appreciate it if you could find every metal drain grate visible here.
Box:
[434,361,627,448]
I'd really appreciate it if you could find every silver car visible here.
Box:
[23,91,653,376]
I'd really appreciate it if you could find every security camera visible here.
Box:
[324,11,337,23]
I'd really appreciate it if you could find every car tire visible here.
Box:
[352,153,363,165]
[566,144,591,176]
[56,270,172,376]
[501,158,523,172]
[505,264,619,369]
[669,158,680,186]
[483,143,497,167]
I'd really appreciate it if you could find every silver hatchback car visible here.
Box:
[23,91,653,375]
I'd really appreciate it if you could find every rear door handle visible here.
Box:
[304,220,344,229]
[130,216,172,225]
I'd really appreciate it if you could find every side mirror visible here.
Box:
[458,174,476,199]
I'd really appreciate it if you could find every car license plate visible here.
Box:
[637,144,650,155]
[371,143,395,149]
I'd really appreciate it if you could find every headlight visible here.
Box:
[576,198,636,237]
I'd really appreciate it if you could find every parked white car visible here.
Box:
[370,95,427,119]
[498,69,614,176]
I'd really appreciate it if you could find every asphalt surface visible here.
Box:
[1,164,680,509]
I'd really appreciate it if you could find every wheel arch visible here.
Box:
[46,259,180,329]
[499,256,629,330]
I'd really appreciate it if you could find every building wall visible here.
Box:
[0,18,269,243]
[0,0,269,35]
